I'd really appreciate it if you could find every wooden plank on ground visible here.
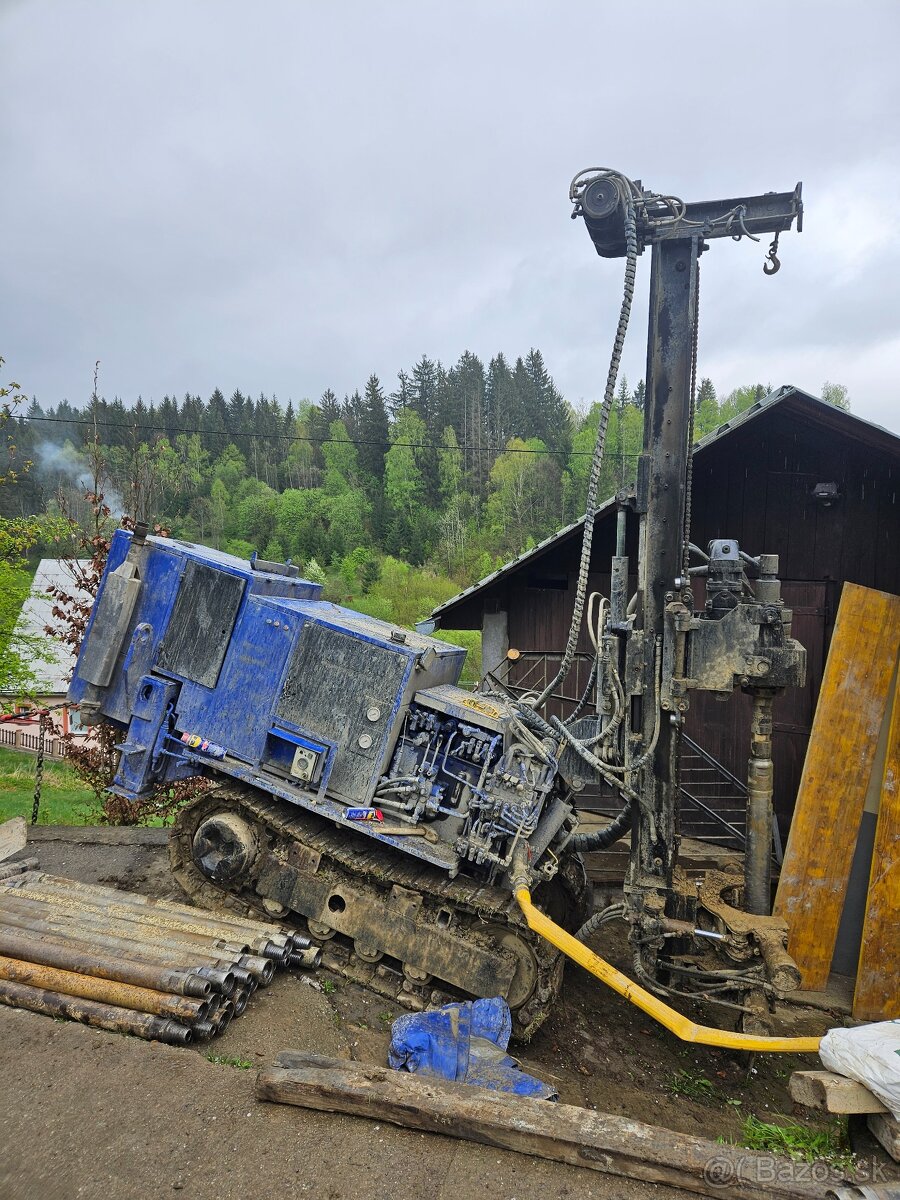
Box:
[0,818,26,864]
[774,583,900,990]
[257,1051,824,1200]
[788,1069,887,1114]
[853,666,900,1020]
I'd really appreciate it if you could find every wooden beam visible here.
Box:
[868,1113,900,1163]
[257,1051,824,1200]
[788,1069,887,1115]
[0,818,26,865]
[854,666,900,1020]
[775,583,900,990]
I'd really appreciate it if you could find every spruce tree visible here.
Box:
[318,388,341,426]
[359,375,389,480]
[695,378,719,438]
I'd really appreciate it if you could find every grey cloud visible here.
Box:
[2,0,899,427]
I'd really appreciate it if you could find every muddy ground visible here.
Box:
[0,827,891,1199]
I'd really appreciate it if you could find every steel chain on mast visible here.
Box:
[532,174,639,711]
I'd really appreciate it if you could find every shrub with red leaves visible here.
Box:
[47,489,210,825]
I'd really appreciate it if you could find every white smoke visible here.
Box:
[35,440,125,518]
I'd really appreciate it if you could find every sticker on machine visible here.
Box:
[461,697,502,720]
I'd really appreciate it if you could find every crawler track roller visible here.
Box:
[169,782,590,1039]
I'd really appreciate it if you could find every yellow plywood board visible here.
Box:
[854,667,900,1020]
[775,583,900,991]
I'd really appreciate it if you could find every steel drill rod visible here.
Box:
[0,977,193,1044]
[4,879,289,963]
[0,899,265,986]
[12,873,293,946]
[0,882,259,953]
[213,1000,234,1035]
[22,870,296,935]
[0,889,253,958]
[0,954,209,1022]
[745,692,775,916]
[236,954,274,984]
[288,947,323,970]
[0,908,238,994]
[0,907,240,993]
[0,925,210,997]
[0,894,283,977]
[0,858,39,881]
[231,986,250,1017]
[0,894,250,963]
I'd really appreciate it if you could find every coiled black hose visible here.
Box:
[570,802,633,853]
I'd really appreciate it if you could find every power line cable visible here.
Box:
[20,413,643,460]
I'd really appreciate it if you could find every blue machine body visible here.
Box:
[70,532,567,881]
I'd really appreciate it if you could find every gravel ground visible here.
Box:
[0,826,888,1200]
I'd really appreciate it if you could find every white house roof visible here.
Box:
[11,559,92,695]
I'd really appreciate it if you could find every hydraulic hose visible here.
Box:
[570,802,632,853]
[513,886,821,1053]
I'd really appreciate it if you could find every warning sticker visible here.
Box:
[461,697,502,720]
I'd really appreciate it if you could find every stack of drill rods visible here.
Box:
[0,890,274,988]
[0,858,39,883]
[10,872,318,967]
[0,873,319,1046]
[3,873,318,965]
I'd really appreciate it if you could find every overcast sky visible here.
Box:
[2,0,898,431]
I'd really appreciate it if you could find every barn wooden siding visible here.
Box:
[436,394,899,836]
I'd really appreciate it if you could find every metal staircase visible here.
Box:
[487,653,781,860]
[679,734,782,861]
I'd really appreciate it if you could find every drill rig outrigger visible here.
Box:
[505,168,816,1048]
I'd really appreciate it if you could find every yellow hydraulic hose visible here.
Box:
[514,888,821,1053]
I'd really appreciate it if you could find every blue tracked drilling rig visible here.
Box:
[68,530,589,1036]
[70,167,826,1051]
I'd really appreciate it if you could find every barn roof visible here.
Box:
[430,385,900,628]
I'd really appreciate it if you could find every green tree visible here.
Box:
[384,408,433,562]
[358,374,389,481]
[322,420,359,494]
[211,443,247,493]
[275,488,328,562]
[485,437,561,556]
[209,478,229,548]
[719,383,769,424]
[523,348,572,453]
[0,362,57,700]
[821,381,850,411]
[695,378,719,438]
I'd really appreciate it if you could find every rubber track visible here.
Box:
[169,782,580,1039]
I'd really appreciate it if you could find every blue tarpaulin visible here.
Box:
[388,997,558,1100]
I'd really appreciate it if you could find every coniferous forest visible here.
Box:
[1,349,846,687]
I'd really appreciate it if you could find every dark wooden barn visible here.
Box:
[430,386,900,846]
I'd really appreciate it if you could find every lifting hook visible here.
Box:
[763,233,781,275]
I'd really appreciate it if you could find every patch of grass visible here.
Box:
[378,1010,395,1024]
[0,748,96,825]
[321,978,337,995]
[206,1054,253,1069]
[666,1069,719,1104]
[739,1115,854,1170]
